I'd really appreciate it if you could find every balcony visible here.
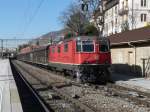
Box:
[105,0,119,10]
[119,7,129,16]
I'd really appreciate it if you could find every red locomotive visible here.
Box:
[17,36,111,83]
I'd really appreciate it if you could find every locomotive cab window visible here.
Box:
[99,40,109,52]
[76,40,94,52]
[82,41,94,52]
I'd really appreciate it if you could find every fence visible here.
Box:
[145,57,150,78]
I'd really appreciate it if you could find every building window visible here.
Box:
[141,14,147,22]
[115,18,118,33]
[122,1,124,9]
[111,21,114,34]
[141,0,146,7]
[64,43,68,52]
[105,23,108,33]
[125,0,128,8]
[115,18,118,25]
[115,6,117,14]
[105,11,108,17]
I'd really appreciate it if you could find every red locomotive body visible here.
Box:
[48,36,111,82]
[49,36,111,64]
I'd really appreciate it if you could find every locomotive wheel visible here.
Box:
[97,69,110,84]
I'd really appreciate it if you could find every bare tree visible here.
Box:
[121,13,137,32]
[59,3,88,35]
[128,13,137,29]
[121,20,129,32]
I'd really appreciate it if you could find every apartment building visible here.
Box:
[94,0,150,36]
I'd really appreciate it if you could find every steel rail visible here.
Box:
[19,60,150,108]
[13,60,97,112]
[12,62,50,112]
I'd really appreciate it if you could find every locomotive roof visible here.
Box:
[18,44,50,55]
[32,44,50,52]
[71,36,98,41]
[50,36,108,46]
[55,36,99,43]
[65,36,109,42]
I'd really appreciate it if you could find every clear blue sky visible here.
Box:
[0,0,75,39]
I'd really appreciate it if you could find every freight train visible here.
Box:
[17,36,111,83]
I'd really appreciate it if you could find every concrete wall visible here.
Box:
[111,46,150,77]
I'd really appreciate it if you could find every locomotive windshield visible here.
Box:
[99,39,110,52]
[76,40,94,52]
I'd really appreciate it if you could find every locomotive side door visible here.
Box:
[57,45,61,62]
[72,40,76,63]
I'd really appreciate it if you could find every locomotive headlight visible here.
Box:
[95,55,99,60]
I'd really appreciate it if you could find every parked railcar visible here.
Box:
[17,36,111,83]
[32,45,49,65]
[17,52,30,62]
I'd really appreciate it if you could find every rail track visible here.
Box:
[10,60,51,112]
[12,60,96,112]
[24,61,150,107]
[12,60,150,112]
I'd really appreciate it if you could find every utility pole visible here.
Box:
[1,39,3,58]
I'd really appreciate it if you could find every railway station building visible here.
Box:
[109,26,150,77]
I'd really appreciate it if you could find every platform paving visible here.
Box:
[0,59,23,112]
[112,73,150,93]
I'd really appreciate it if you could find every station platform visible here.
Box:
[112,73,150,93]
[0,59,23,112]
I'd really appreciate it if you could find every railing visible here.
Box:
[145,57,150,78]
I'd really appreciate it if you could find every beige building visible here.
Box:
[109,26,150,77]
